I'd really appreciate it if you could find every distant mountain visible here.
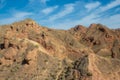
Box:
[0,19,120,80]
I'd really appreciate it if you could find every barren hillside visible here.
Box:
[0,19,120,80]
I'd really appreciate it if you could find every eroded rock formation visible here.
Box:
[0,19,120,80]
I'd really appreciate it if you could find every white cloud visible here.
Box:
[99,14,120,28]
[49,3,75,21]
[99,0,120,12]
[49,14,120,29]
[85,1,101,11]
[0,11,33,25]
[71,13,120,29]
[14,12,33,18]
[72,0,120,28]
[37,0,120,29]
[115,8,120,12]
[79,14,99,25]
[29,0,50,5]
[41,5,58,15]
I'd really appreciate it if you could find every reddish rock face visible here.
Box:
[70,24,120,59]
[68,25,87,41]
[0,19,120,80]
[73,25,87,33]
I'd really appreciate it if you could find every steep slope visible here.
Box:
[0,19,120,80]
[58,53,120,80]
[0,19,89,80]
[70,24,120,59]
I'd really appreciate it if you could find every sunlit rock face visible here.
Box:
[0,19,120,80]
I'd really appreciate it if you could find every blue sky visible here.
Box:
[0,0,120,29]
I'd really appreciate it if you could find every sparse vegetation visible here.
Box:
[87,72,92,76]
[44,59,48,63]
[42,67,46,70]
[0,19,120,80]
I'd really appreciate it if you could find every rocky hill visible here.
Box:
[0,19,120,80]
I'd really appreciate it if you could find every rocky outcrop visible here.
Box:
[0,19,120,80]
[58,53,120,80]
[69,25,87,40]
[70,24,120,59]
